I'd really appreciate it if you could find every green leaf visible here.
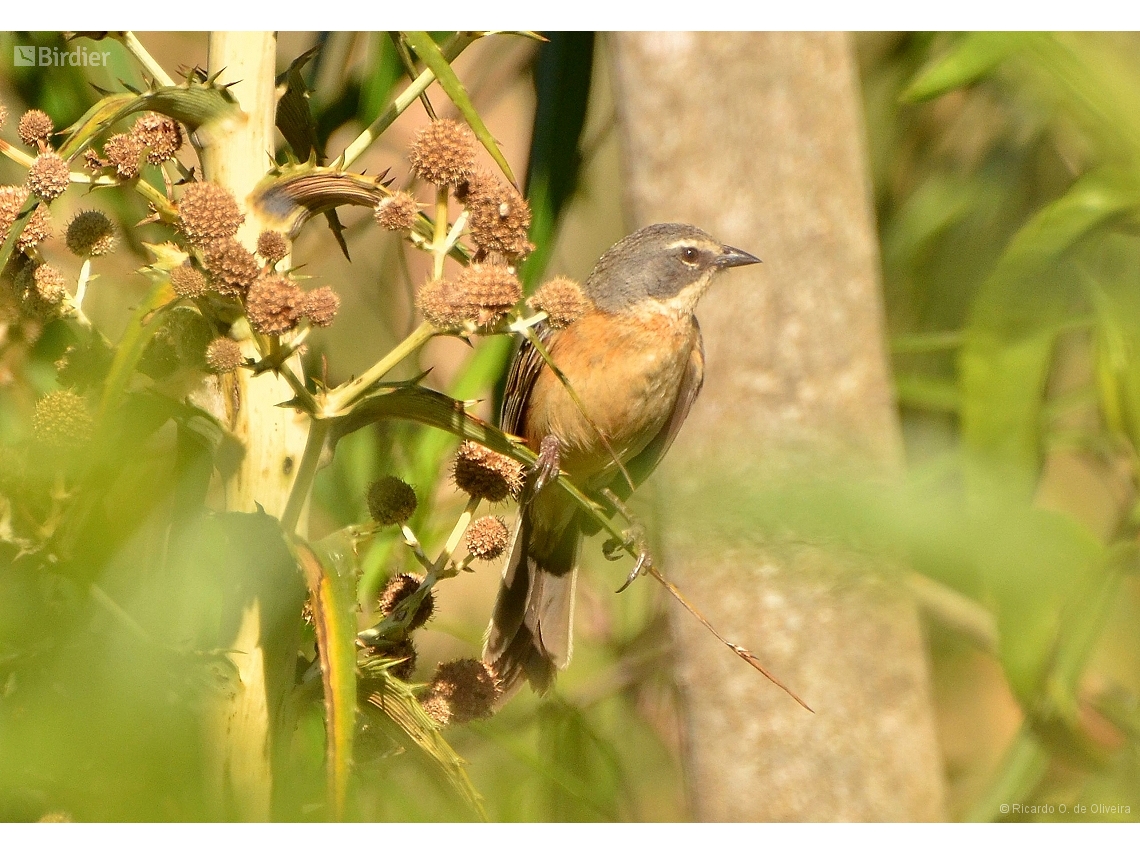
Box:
[403,31,517,185]
[894,374,960,412]
[520,32,596,288]
[901,32,1043,103]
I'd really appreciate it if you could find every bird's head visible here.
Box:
[583,223,759,317]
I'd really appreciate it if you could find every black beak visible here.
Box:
[715,244,761,269]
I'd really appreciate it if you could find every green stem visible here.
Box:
[116,31,176,87]
[340,33,477,170]
[324,321,435,415]
[432,185,449,280]
[281,418,330,536]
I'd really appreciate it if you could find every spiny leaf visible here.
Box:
[57,80,241,160]
[275,45,323,164]
[296,535,360,821]
[365,679,486,819]
[403,32,517,186]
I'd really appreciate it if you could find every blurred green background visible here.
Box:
[1,31,1139,821]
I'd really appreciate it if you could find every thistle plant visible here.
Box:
[0,30,626,822]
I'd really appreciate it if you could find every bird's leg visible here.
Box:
[600,488,654,593]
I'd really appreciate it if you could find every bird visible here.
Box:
[482,222,760,698]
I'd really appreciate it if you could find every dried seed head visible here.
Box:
[456,263,522,325]
[0,104,7,130]
[203,237,259,297]
[420,659,500,727]
[66,210,116,257]
[367,475,418,526]
[17,110,53,148]
[408,119,477,185]
[528,276,591,328]
[464,516,510,561]
[246,274,302,335]
[177,182,244,246]
[32,265,67,305]
[462,170,533,260]
[27,152,70,202]
[382,639,417,681]
[132,112,182,164]
[377,572,434,631]
[300,286,340,327]
[416,277,476,330]
[102,133,146,180]
[32,390,94,449]
[373,191,419,231]
[82,148,107,172]
[0,185,52,251]
[256,229,288,265]
[453,441,525,503]
[205,337,244,374]
[169,261,209,299]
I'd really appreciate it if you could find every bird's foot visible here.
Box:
[603,522,653,593]
[532,434,562,495]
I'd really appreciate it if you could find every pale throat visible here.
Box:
[632,273,716,322]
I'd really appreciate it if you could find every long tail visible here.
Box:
[482,507,580,699]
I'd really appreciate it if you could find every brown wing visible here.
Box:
[500,322,557,437]
[606,322,705,503]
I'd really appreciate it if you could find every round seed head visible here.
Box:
[416,277,476,330]
[464,515,510,561]
[256,229,288,265]
[32,390,94,449]
[65,210,116,257]
[0,185,52,251]
[528,276,591,328]
[178,181,244,246]
[203,237,259,297]
[373,191,419,231]
[27,152,70,202]
[408,119,477,186]
[102,133,146,180]
[300,286,339,327]
[377,572,434,632]
[462,170,533,260]
[132,112,182,164]
[420,659,500,727]
[32,265,67,306]
[382,639,417,681]
[82,148,107,173]
[452,441,525,503]
[246,274,302,335]
[169,261,209,298]
[17,110,53,148]
[205,336,244,374]
[456,263,522,325]
[367,475,418,526]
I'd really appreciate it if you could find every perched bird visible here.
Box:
[483,223,760,697]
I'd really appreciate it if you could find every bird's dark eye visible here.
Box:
[680,246,700,265]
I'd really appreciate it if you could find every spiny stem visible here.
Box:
[281,418,329,535]
[324,321,435,415]
[399,524,434,572]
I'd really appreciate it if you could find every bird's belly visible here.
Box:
[525,313,697,480]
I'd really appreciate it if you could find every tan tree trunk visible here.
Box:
[609,31,945,821]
